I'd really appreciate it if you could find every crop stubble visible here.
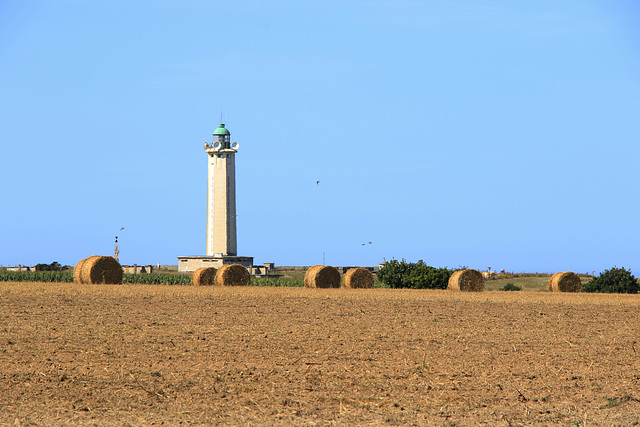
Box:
[1,283,640,426]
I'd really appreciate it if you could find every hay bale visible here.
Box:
[448,269,484,292]
[214,264,250,287]
[343,267,374,289]
[548,271,581,292]
[81,256,123,284]
[73,257,88,284]
[192,267,217,286]
[304,265,321,288]
[304,265,340,288]
[73,256,99,284]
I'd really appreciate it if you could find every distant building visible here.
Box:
[178,255,253,272]
[122,265,154,274]
[6,266,35,272]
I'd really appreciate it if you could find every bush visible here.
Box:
[582,267,638,294]
[35,262,67,271]
[377,259,452,289]
[376,259,413,289]
[501,283,521,291]
[408,264,452,289]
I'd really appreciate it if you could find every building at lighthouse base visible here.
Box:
[177,255,254,274]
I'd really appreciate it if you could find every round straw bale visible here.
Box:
[448,269,484,292]
[305,265,340,288]
[343,267,374,289]
[192,267,217,286]
[214,264,250,286]
[304,265,322,288]
[74,256,99,284]
[304,265,321,288]
[82,256,123,284]
[548,271,581,292]
[73,257,88,284]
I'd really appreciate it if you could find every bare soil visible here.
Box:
[1,283,640,426]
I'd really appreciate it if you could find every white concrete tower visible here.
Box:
[203,124,238,256]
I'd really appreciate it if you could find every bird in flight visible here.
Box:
[120,227,125,230]
[316,180,320,185]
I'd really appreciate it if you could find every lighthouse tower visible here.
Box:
[177,123,253,273]
[204,124,238,256]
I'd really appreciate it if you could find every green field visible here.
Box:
[0,267,594,291]
[484,274,593,291]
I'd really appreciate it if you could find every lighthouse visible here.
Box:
[177,123,253,273]
[205,123,238,256]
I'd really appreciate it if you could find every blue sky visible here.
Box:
[1,0,639,274]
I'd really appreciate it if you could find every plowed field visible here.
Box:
[2,283,639,426]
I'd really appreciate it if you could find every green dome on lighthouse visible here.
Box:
[213,124,230,135]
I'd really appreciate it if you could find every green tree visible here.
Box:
[378,259,452,289]
[377,259,414,288]
[582,267,638,294]
[34,262,65,271]
[408,264,452,289]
